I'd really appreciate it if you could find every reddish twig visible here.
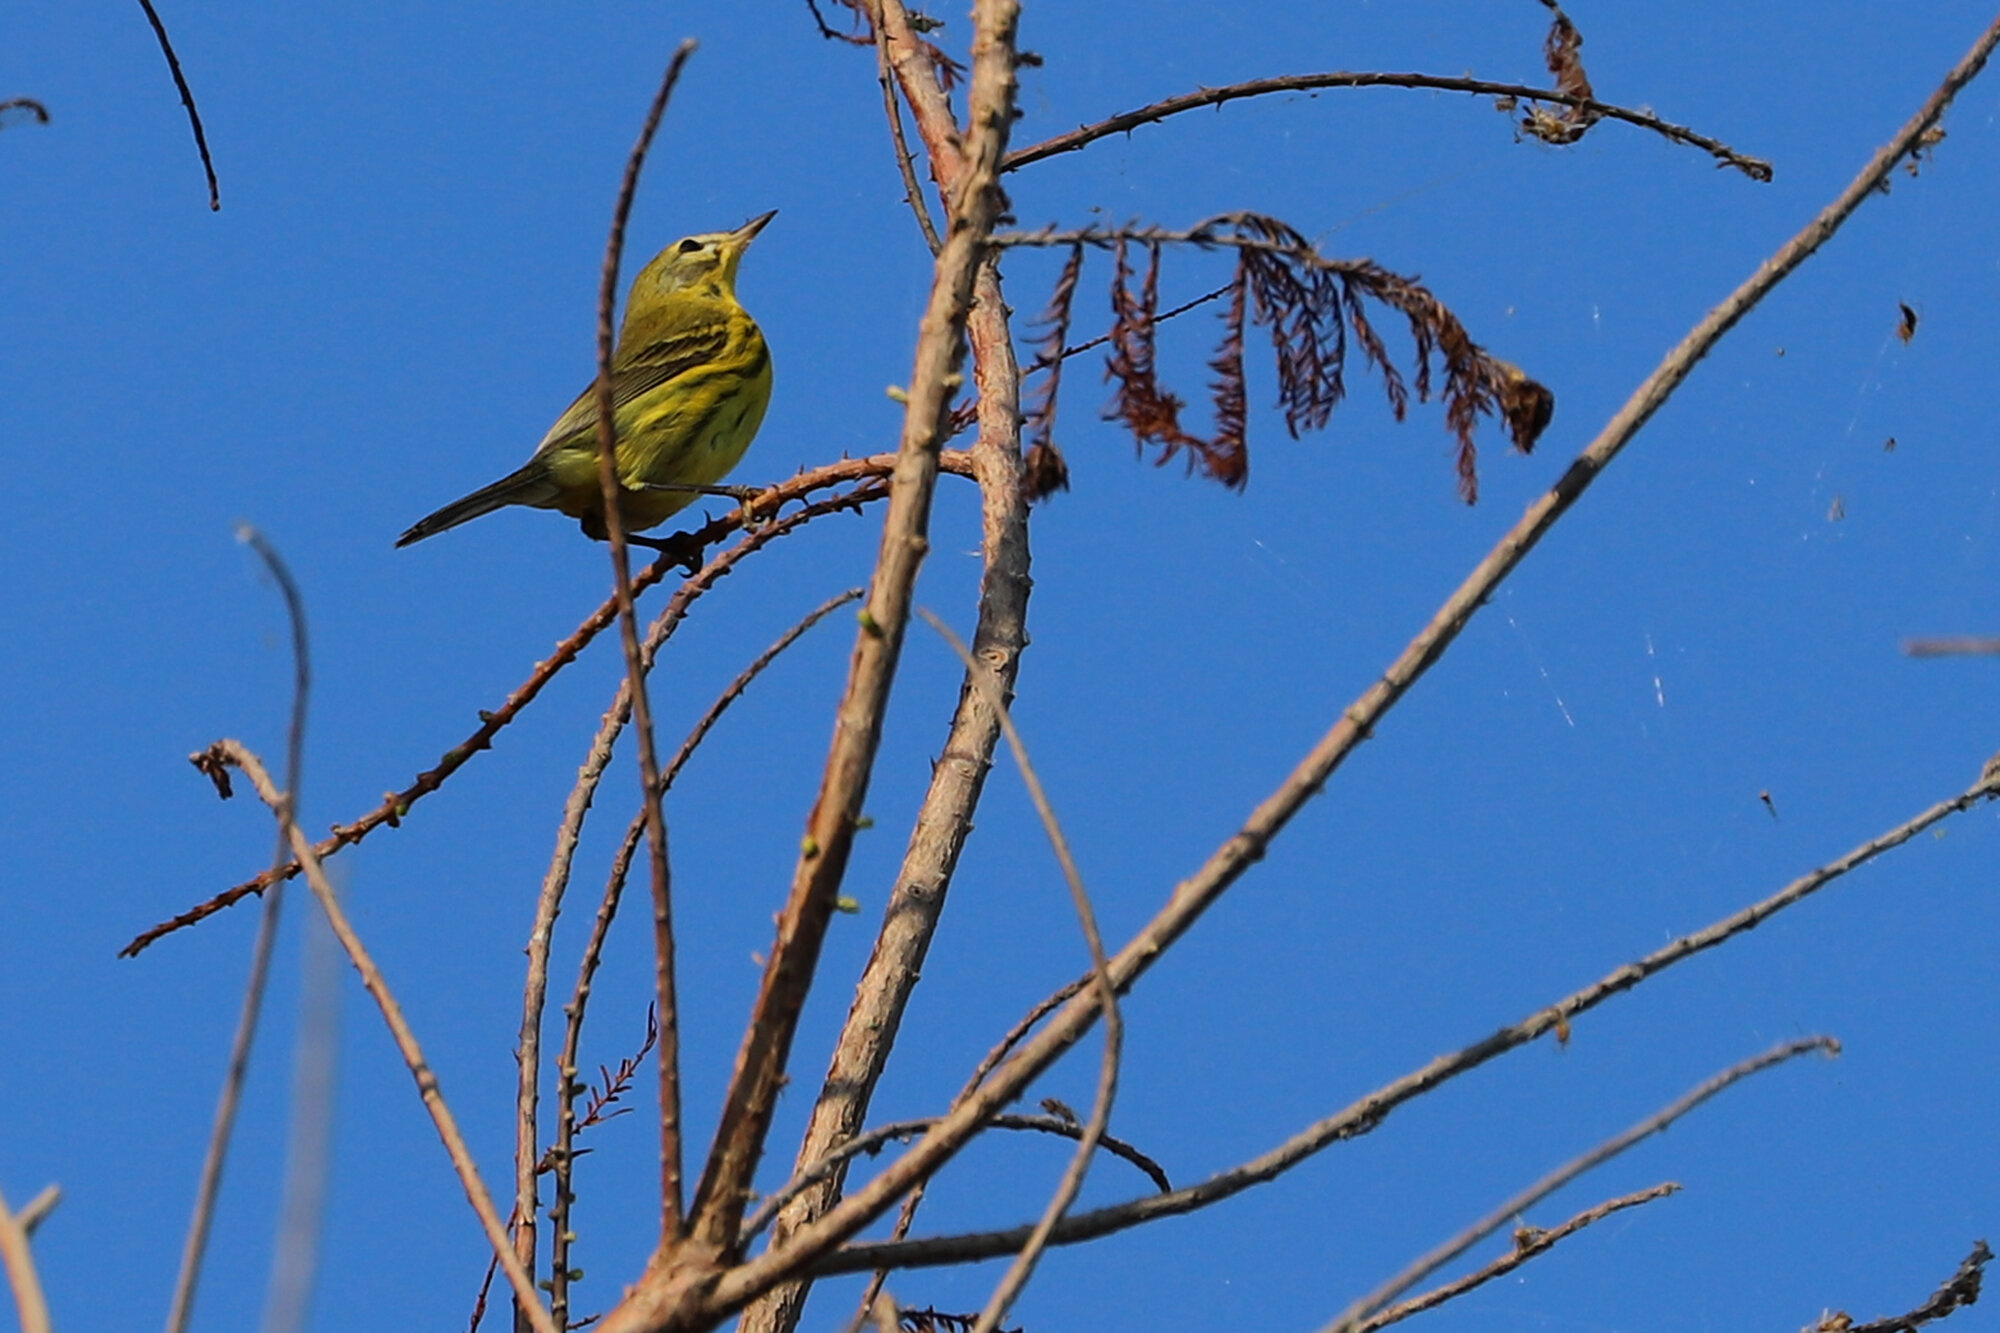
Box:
[121,454,970,958]
[132,0,220,209]
[546,587,857,1327]
[1005,69,1770,181]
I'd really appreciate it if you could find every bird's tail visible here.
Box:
[396,460,559,547]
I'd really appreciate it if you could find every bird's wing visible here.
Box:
[533,320,734,453]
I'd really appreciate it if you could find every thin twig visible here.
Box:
[1905,637,2000,657]
[132,0,220,208]
[849,975,1092,1325]
[705,23,2000,1305]
[591,39,698,1247]
[210,740,556,1333]
[13,1189,58,1238]
[918,608,1120,1333]
[744,1113,1169,1241]
[0,1185,52,1333]
[1352,1183,1678,1333]
[1843,1239,1993,1333]
[806,761,1998,1278]
[679,0,1022,1267]
[671,588,866,792]
[547,587,859,1327]
[0,98,51,126]
[875,0,943,254]
[1004,69,1770,180]
[1328,1038,1836,1332]
[166,527,309,1333]
[122,452,972,957]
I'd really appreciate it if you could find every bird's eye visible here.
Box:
[677,238,703,255]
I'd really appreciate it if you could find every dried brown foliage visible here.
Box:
[1522,0,1602,145]
[896,1307,1019,1333]
[1020,244,1082,500]
[1022,213,1552,501]
[804,0,964,89]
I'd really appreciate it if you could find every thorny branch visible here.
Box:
[123,454,975,958]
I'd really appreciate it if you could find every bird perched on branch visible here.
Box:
[397,210,776,547]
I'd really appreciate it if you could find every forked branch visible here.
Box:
[701,18,2000,1312]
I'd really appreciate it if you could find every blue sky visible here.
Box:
[6,3,2000,1331]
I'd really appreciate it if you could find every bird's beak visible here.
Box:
[732,209,778,244]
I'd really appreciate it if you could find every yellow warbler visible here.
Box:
[397,210,776,547]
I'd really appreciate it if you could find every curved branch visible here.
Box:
[133,0,221,208]
[1005,71,1771,181]
[744,1113,1169,1242]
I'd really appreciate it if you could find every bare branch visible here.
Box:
[1353,1183,1679,1333]
[917,608,1120,1333]
[206,740,556,1333]
[745,1113,1169,1242]
[167,526,310,1333]
[1327,1038,1836,1331]
[122,453,973,957]
[0,98,51,127]
[708,14,2000,1267]
[1004,69,1770,181]
[723,26,2000,1291]
[803,759,1998,1278]
[0,1184,52,1333]
[590,39,699,1246]
[680,0,1022,1266]
[1833,1240,1993,1333]
[741,9,1038,1326]
[132,0,220,208]
[12,1189,58,1239]
[874,1,943,254]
